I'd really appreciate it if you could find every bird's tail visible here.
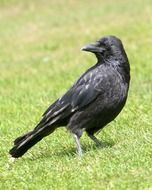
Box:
[9,125,55,158]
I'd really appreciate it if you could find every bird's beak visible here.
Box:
[81,42,105,53]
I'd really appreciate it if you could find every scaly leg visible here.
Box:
[73,134,83,156]
[88,134,102,146]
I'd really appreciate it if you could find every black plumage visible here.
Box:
[9,35,130,158]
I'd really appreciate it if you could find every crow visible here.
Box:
[9,35,130,158]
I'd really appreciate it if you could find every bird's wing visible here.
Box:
[36,67,105,128]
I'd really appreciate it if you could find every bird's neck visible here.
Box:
[113,60,130,85]
[96,56,130,85]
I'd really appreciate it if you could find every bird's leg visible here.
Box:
[73,134,83,156]
[88,134,102,146]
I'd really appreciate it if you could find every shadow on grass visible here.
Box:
[27,140,115,161]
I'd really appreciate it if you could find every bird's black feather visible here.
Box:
[9,35,130,158]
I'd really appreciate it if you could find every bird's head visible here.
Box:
[81,35,127,63]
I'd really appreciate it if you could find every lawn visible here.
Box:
[0,0,152,189]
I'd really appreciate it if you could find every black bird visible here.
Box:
[9,35,130,158]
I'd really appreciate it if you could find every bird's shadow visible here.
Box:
[27,140,115,161]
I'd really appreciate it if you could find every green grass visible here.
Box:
[0,0,152,189]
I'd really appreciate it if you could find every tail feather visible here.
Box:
[14,131,33,145]
[9,126,55,158]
